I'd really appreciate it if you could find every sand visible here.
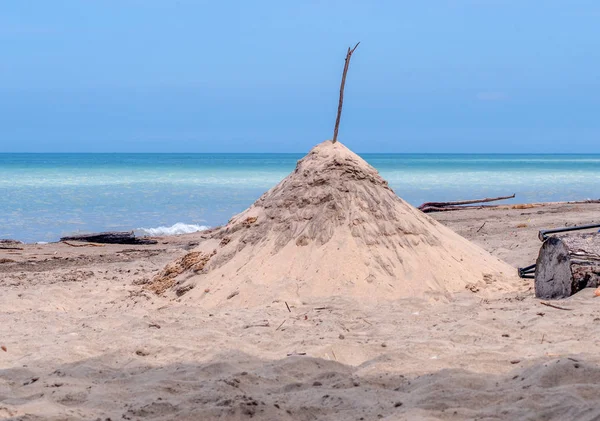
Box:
[1,203,600,420]
[151,141,515,307]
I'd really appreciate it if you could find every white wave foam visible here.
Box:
[136,223,210,236]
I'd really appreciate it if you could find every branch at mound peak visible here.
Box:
[60,231,157,245]
[332,42,360,143]
[418,194,515,213]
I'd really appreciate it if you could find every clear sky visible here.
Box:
[1,1,599,153]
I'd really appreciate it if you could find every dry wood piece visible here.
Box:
[419,194,515,213]
[243,321,270,329]
[332,42,360,143]
[540,301,573,311]
[60,231,157,245]
[62,241,104,248]
[535,233,600,299]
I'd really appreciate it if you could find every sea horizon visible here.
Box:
[2,152,599,243]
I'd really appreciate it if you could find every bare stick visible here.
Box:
[332,42,360,143]
[285,301,291,312]
[540,301,572,311]
[61,241,104,248]
[418,194,515,210]
[476,222,486,233]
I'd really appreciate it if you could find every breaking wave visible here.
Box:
[136,222,210,236]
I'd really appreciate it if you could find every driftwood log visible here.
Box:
[60,231,157,245]
[419,194,515,213]
[535,233,600,299]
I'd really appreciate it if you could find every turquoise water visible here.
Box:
[1,153,599,243]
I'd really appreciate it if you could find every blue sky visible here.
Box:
[1,1,599,153]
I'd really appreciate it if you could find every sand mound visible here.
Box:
[150,140,516,306]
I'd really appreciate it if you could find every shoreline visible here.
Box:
[3,199,600,247]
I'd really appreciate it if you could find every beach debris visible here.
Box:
[243,320,270,329]
[286,352,307,357]
[540,301,573,311]
[332,42,360,143]
[535,233,600,299]
[418,194,515,213]
[1,345,6,352]
[275,319,287,331]
[285,301,291,312]
[227,290,239,300]
[519,223,600,282]
[60,231,157,245]
[0,239,23,250]
[146,250,216,295]
[476,222,486,233]
[23,377,39,386]
[61,241,104,247]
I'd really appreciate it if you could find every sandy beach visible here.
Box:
[1,202,600,420]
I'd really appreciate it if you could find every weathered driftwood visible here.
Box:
[60,231,157,245]
[535,233,600,299]
[418,194,515,213]
[332,42,360,143]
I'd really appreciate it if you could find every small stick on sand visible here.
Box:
[332,42,360,143]
[276,319,287,331]
[541,334,545,344]
[243,321,270,329]
[476,222,486,233]
[285,301,291,313]
[540,301,572,311]
[0,246,24,250]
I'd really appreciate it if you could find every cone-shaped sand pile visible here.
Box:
[149,140,516,306]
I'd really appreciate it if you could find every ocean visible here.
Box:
[1,153,599,243]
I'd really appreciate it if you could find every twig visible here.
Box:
[332,42,360,143]
[476,222,486,233]
[540,301,572,311]
[244,321,270,329]
[331,349,338,361]
[285,301,291,312]
[227,291,239,300]
[276,319,287,331]
[61,241,104,247]
[541,334,545,344]
[0,246,24,250]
